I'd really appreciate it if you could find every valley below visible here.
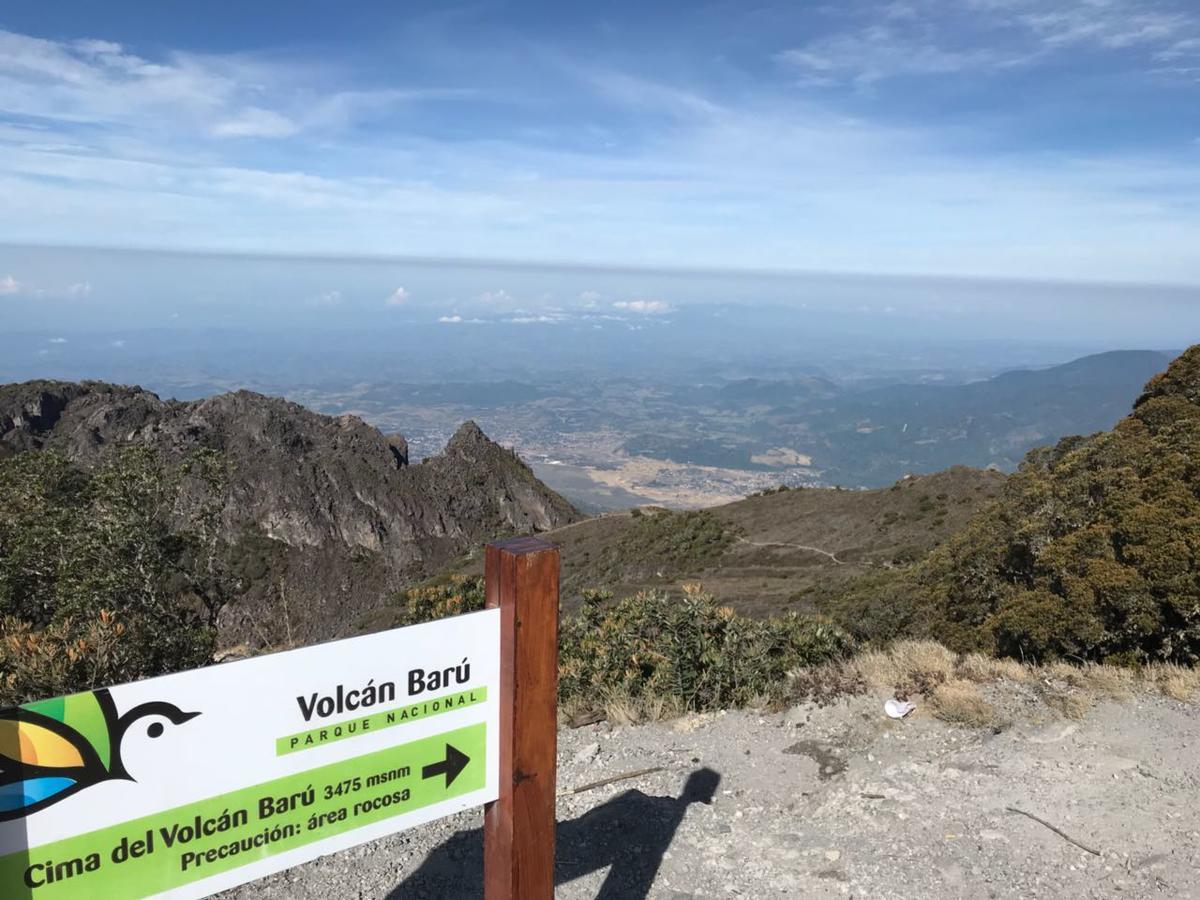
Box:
[275,348,1173,511]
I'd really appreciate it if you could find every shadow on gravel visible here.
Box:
[389,767,721,899]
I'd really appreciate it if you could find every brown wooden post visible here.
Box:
[483,536,559,900]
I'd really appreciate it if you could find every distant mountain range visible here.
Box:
[620,349,1176,486]
[0,381,578,645]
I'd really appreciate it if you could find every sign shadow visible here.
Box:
[389,767,721,899]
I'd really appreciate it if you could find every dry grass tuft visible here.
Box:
[955,653,1032,684]
[1145,663,1200,701]
[854,640,957,693]
[1041,688,1095,720]
[1079,663,1135,699]
[601,689,684,726]
[929,679,998,728]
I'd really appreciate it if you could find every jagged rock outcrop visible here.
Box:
[0,381,579,644]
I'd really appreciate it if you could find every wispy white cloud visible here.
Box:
[437,314,484,324]
[64,281,91,297]
[999,0,1194,52]
[385,286,410,307]
[614,299,674,314]
[0,20,1198,284]
[308,290,343,307]
[476,289,513,304]
[778,26,1021,85]
[0,28,461,144]
[47,336,67,343]
[0,274,19,295]
[211,108,299,139]
[780,1,1200,85]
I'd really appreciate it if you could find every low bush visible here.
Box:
[559,584,851,714]
[0,447,232,707]
[617,510,739,569]
[387,577,853,717]
[385,575,486,626]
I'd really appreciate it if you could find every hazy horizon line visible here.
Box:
[6,241,1200,294]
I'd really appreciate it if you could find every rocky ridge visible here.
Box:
[0,380,579,644]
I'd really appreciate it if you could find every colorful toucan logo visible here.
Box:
[0,688,200,821]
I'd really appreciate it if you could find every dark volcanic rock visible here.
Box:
[0,381,579,645]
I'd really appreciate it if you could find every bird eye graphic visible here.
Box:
[0,689,200,821]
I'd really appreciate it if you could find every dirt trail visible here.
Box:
[222,687,1200,899]
[736,535,844,564]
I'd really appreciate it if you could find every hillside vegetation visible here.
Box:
[0,447,233,705]
[373,575,853,719]
[450,465,1004,618]
[824,345,1200,664]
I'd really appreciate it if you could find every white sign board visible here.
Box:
[0,608,500,899]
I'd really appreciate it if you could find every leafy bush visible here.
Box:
[0,447,233,706]
[386,577,852,715]
[823,345,1200,665]
[385,575,486,627]
[617,509,739,568]
[0,612,130,707]
[559,584,851,713]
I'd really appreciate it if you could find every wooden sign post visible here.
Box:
[483,537,560,900]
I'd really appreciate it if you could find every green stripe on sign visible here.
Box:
[276,687,488,756]
[0,722,486,900]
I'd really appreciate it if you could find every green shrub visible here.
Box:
[385,576,486,626]
[617,509,739,569]
[0,612,131,707]
[825,345,1200,665]
[0,447,234,706]
[559,585,851,712]
[386,577,852,715]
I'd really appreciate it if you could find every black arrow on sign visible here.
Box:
[422,743,470,788]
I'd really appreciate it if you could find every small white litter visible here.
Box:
[884,698,916,719]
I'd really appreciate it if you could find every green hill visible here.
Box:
[444,466,1005,619]
[826,345,1200,663]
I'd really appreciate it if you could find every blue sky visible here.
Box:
[0,0,1198,284]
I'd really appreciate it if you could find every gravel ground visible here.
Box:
[223,688,1200,899]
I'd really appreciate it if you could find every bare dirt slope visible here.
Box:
[222,688,1200,899]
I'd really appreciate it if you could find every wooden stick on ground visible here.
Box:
[560,767,665,797]
[1006,806,1102,856]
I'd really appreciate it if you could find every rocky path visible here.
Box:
[224,689,1200,899]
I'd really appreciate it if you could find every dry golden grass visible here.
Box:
[853,640,957,692]
[1145,663,1200,701]
[789,660,867,704]
[600,689,684,726]
[955,653,1032,684]
[833,640,1194,728]
[929,679,999,728]
[564,635,1198,730]
[1078,663,1135,699]
[1041,688,1095,720]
